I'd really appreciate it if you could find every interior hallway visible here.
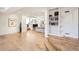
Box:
[0,30,79,51]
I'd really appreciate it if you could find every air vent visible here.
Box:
[65,11,70,13]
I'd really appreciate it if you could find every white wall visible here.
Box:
[22,16,27,32]
[48,7,78,38]
[0,13,21,35]
[60,8,78,38]
[0,7,78,38]
[0,7,45,35]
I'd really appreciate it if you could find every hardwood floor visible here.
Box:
[0,30,79,51]
[48,35,79,51]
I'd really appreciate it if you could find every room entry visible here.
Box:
[26,16,45,33]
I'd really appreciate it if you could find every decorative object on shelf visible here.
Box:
[8,18,16,27]
[54,11,59,16]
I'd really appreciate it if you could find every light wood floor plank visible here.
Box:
[0,30,79,51]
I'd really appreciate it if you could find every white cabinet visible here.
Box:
[48,7,78,38]
[49,8,59,35]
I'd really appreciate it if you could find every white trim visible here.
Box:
[48,33,78,39]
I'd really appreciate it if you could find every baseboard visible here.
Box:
[63,35,78,39]
[48,33,78,39]
[0,31,20,36]
[48,33,62,36]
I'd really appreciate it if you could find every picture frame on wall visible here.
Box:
[8,18,16,27]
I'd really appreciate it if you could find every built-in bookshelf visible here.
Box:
[49,9,59,26]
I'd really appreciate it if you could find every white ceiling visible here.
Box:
[0,7,55,16]
[0,7,10,12]
[0,7,22,13]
